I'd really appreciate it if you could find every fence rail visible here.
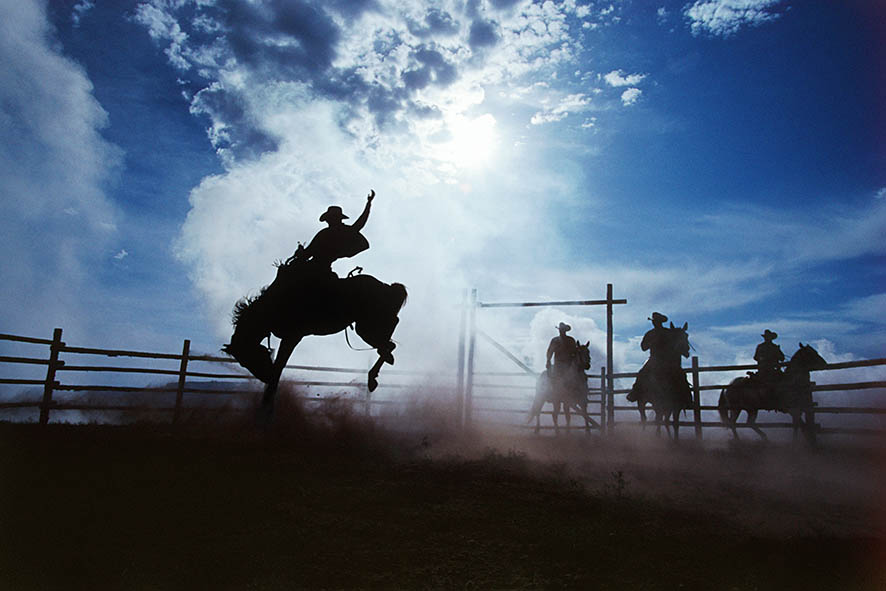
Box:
[1,328,884,439]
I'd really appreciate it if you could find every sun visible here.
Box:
[434,113,498,169]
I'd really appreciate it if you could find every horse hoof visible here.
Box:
[368,377,379,392]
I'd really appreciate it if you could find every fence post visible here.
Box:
[39,328,64,426]
[600,367,609,435]
[691,356,702,440]
[808,385,817,444]
[173,339,190,425]
[464,289,478,429]
[364,386,372,417]
[455,289,467,430]
[605,284,614,431]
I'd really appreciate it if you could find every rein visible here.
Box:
[344,325,375,352]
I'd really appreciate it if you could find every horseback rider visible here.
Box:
[642,312,671,361]
[546,322,577,386]
[754,329,784,405]
[288,190,375,274]
[627,312,670,402]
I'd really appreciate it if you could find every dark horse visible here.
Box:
[223,261,407,419]
[628,322,692,439]
[718,342,827,442]
[528,341,597,435]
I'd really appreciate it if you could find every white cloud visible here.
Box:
[603,69,646,87]
[0,0,120,338]
[695,199,886,264]
[114,249,129,260]
[71,0,95,27]
[620,87,642,105]
[876,187,885,200]
[684,0,785,37]
[842,293,886,324]
[530,92,591,125]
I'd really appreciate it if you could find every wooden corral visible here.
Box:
[1,327,884,438]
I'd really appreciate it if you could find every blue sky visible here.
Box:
[1,0,883,377]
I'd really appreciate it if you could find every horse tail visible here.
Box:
[390,282,408,311]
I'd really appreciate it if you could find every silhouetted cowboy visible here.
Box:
[753,329,784,406]
[294,190,375,274]
[546,322,577,384]
[627,312,670,402]
[641,312,670,361]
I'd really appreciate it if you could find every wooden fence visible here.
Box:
[0,328,437,425]
[1,328,884,438]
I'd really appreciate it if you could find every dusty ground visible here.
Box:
[0,396,883,590]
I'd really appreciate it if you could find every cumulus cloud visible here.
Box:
[71,0,95,27]
[620,87,641,105]
[132,0,591,164]
[131,0,879,374]
[603,69,646,87]
[530,92,590,125]
[684,0,785,37]
[0,0,120,338]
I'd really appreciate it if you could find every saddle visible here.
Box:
[746,370,784,409]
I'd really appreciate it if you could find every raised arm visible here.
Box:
[351,189,375,231]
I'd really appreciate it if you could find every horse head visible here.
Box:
[669,322,690,359]
[575,340,591,371]
[789,342,828,372]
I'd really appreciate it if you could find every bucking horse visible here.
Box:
[223,258,407,422]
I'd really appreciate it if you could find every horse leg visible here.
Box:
[672,410,679,441]
[355,317,398,392]
[564,402,572,436]
[259,336,300,424]
[803,409,817,446]
[638,401,647,430]
[791,411,805,444]
[552,402,560,436]
[727,409,740,440]
[747,409,767,440]
[576,402,592,435]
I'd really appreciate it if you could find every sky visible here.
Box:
[1,0,884,383]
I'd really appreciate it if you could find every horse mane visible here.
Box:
[231,287,268,328]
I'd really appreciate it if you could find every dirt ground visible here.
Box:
[0,400,883,590]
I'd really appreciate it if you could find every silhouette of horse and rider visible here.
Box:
[627,312,693,438]
[223,190,407,419]
[719,330,826,442]
[626,317,827,442]
[528,322,597,435]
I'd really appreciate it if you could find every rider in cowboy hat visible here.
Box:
[641,312,670,360]
[294,190,375,274]
[546,322,577,383]
[754,329,784,382]
[627,312,671,402]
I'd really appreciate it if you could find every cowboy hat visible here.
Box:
[319,205,348,222]
[648,312,668,324]
[761,329,778,340]
[556,322,571,332]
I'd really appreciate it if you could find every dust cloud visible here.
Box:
[207,381,886,542]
